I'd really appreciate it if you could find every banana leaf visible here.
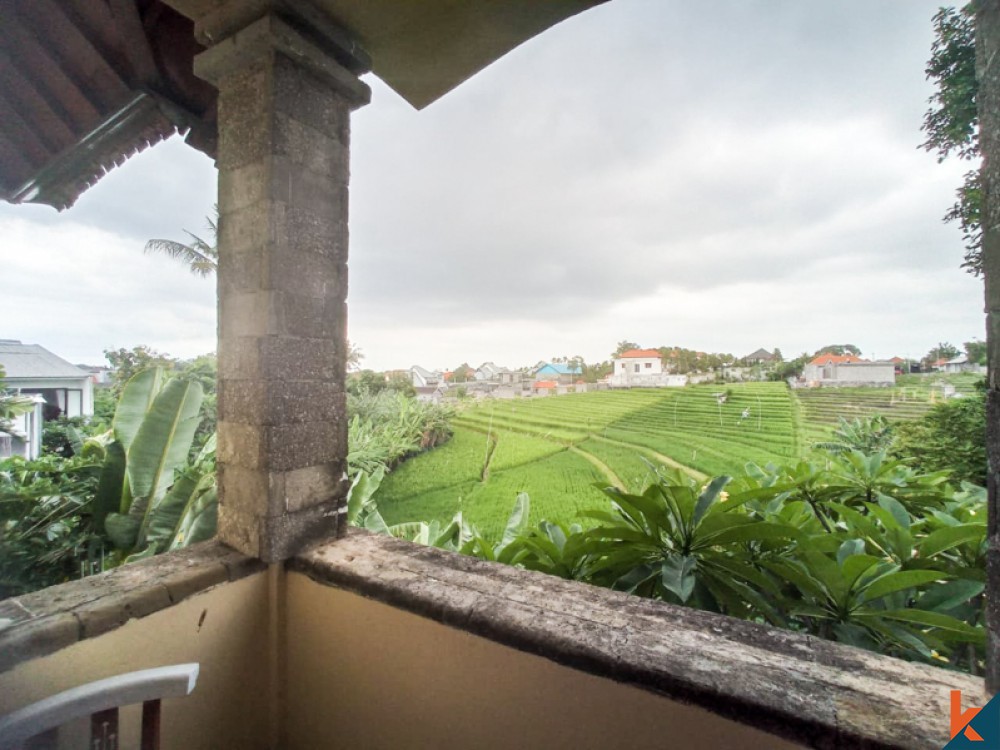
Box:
[168,484,218,550]
[105,512,141,550]
[145,470,201,551]
[113,368,166,451]
[126,378,204,548]
[92,440,126,532]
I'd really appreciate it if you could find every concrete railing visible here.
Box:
[0,533,987,749]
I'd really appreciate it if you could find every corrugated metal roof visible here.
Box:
[0,340,89,380]
[535,363,580,375]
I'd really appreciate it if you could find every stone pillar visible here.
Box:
[194,13,370,561]
[978,0,1000,693]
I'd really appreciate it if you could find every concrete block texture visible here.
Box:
[219,499,345,562]
[217,419,346,472]
[218,380,344,425]
[205,10,364,561]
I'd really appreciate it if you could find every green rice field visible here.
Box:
[375,374,982,541]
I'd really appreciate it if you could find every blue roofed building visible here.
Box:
[533,361,582,385]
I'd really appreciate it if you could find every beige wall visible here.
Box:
[0,573,270,749]
[286,572,804,750]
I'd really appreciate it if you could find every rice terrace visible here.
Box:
[375,375,977,540]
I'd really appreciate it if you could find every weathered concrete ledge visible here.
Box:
[292,529,987,750]
[0,541,265,673]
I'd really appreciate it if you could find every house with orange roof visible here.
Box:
[610,348,687,389]
[802,353,895,386]
[532,380,559,396]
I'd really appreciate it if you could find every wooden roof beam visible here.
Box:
[0,48,78,150]
[0,11,104,126]
[108,0,162,87]
[0,93,50,169]
[17,0,132,111]
[0,134,34,192]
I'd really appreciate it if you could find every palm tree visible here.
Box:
[144,212,218,277]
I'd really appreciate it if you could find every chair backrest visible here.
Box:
[0,663,199,750]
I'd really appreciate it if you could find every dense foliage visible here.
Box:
[363,382,990,674]
[0,364,455,598]
[921,3,980,274]
[892,386,986,485]
[360,447,987,675]
[0,454,103,598]
[347,389,453,476]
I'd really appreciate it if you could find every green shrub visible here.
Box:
[891,388,986,485]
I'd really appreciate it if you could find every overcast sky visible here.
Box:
[0,0,982,371]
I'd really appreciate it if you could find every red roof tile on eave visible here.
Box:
[808,354,867,366]
[619,349,661,358]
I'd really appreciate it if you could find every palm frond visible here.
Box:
[144,238,217,277]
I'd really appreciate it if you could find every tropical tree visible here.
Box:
[923,342,961,367]
[814,344,861,357]
[144,213,218,277]
[103,346,176,395]
[921,3,980,274]
[612,341,640,358]
[892,386,987,485]
[965,339,987,365]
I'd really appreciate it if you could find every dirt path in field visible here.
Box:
[569,446,625,491]
[587,434,708,482]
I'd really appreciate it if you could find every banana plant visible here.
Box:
[91,369,205,562]
[347,466,472,549]
[459,493,531,564]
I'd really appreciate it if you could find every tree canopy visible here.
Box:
[814,344,861,357]
[922,3,980,274]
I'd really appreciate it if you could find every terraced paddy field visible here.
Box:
[376,383,800,540]
[793,373,983,447]
[376,375,985,541]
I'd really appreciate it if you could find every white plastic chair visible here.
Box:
[0,663,199,750]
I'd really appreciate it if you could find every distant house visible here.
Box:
[0,340,94,419]
[941,355,985,374]
[498,369,523,386]
[930,358,951,373]
[414,384,447,403]
[410,365,443,388]
[533,362,581,385]
[475,362,502,381]
[609,349,687,389]
[0,340,94,459]
[77,364,113,385]
[802,354,895,386]
[744,348,777,364]
[532,380,558,395]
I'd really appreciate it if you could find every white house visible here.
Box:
[609,348,687,388]
[0,340,94,419]
[0,340,94,460]
[941,355,985,374]
[475,362,501,381]
[410,365,443,388]
[802,354,895,386]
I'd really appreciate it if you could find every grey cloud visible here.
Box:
[2,0,978,370]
